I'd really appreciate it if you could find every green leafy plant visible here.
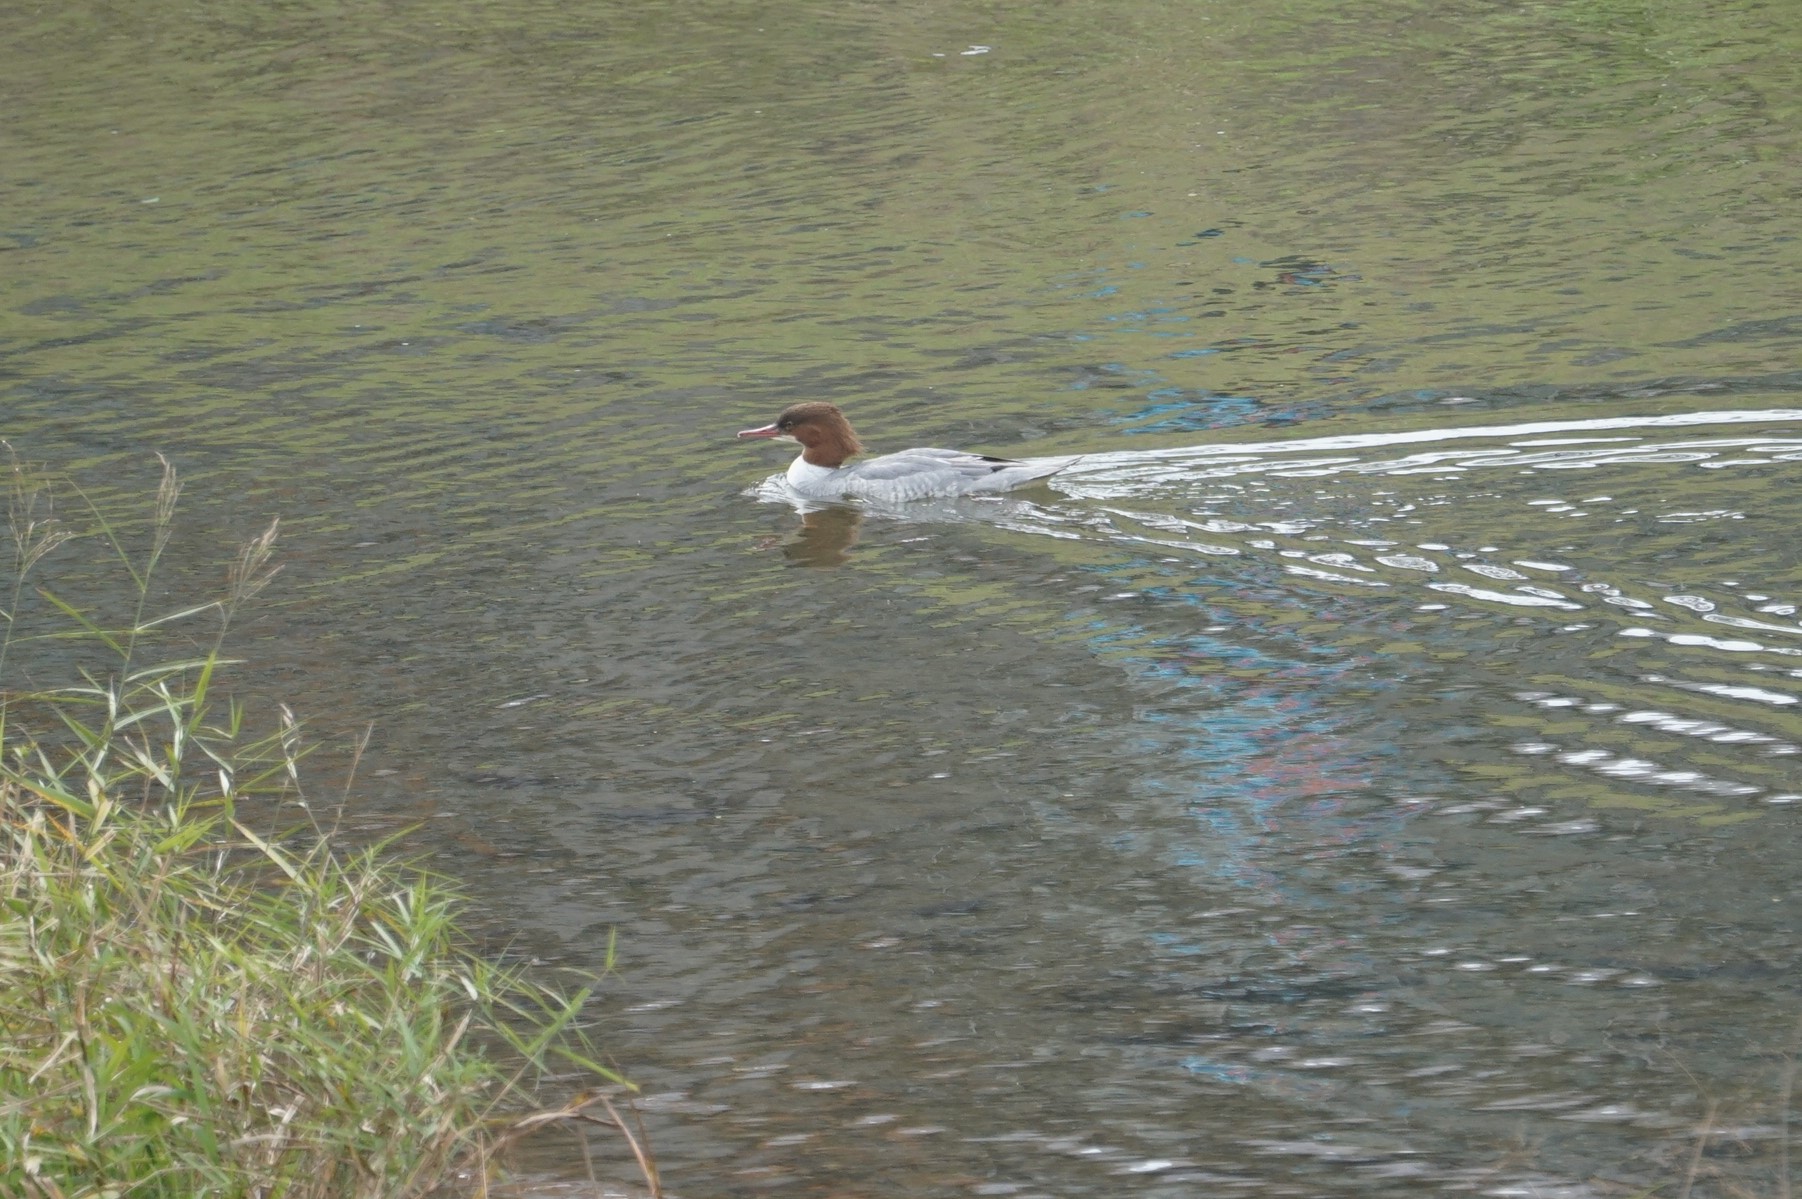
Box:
[0,449,654,1199]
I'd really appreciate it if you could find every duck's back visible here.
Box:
[840,448,1074,501]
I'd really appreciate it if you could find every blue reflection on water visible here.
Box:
[1075,558,1411,914]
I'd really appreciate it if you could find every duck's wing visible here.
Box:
[846,449,1077,500]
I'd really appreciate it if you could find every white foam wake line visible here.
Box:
[1085,408,1802,467]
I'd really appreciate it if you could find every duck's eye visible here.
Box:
[778,420,792,430]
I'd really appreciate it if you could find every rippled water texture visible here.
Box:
[6,0,1802,1194]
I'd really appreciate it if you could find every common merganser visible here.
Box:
[737,402,1076,502]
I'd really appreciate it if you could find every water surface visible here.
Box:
[5,0,1802,1194]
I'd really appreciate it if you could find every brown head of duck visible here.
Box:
[736,402,865,468]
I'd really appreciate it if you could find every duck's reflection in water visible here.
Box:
[779,505,863,567]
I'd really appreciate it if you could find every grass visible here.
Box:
[0,449,655,1199]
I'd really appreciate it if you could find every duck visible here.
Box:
[737,402,1076,502]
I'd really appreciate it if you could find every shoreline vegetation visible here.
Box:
[0,451,657,1198]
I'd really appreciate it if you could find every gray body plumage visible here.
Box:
[785,448,1076,502]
